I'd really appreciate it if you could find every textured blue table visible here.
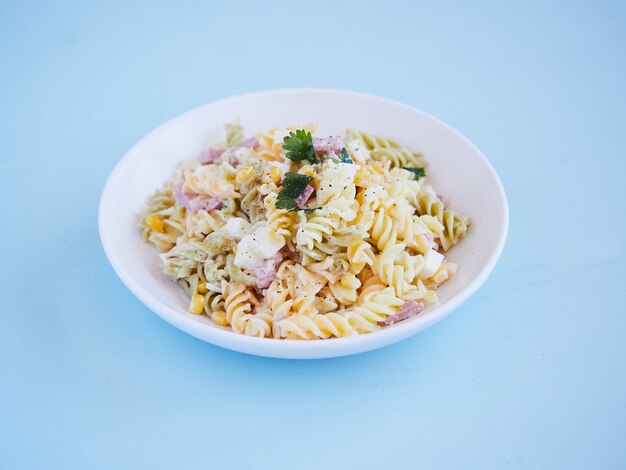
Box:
[1,1,625,468]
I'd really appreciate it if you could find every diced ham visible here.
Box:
[254,251,284,289]
[313,136,343,154]
[384,301,424,325]
[229,156,239,167]
[236,136,259,149]
[254,262,277,289]
[294,185,314,208]
[173,180,187,200]
[200,147,226,164]
[194,197,222,212]
[173,181,223,212]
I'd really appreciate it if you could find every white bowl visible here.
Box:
[99,89,508,359]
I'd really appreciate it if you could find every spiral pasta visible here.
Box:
[372,243,422,300]
[139,188,186,252]
[341,287,405,334]
[294,198,358,264]
[346,129,426,169]
[369,209,399,251]
[184,165,239,199]
[276,313,354,339]
[224,121,244,147]
[224,282,271,337]
[140,123,470,339]
[417,186,470,251]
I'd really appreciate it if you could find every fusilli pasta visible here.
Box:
[140,123,470,339]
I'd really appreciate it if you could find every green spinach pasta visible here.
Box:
[139,123,470,339]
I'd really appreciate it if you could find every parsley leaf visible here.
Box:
[405,167,425,180]
[282,130,318,164]
[300,208,318,214]
[275,173,313,210]
[340,148,353,164]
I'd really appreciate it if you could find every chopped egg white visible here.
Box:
[234,238,261,270]
[223,217,252,240]
[346,139,371,163]
[234,223,285,270]
[418,249,444,279]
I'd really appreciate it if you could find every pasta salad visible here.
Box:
[139,123,470,339]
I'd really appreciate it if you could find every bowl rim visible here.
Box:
[98,88,509,359]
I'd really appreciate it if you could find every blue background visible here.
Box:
[1,1,625,468]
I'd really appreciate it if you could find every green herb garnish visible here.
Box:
[282,130,318,164]
[405,167,425,180]
[275,173,314,210]
[340,148,353,164]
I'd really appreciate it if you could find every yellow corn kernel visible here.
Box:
[236,166,255,184]
[145,215,165,233]
[188,294,204,315]
[197,281,208,294]
[299,164,317,177]
[211,310,228,326]
[268,165,282,183]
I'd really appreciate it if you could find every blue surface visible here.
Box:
[1,1,625,468]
